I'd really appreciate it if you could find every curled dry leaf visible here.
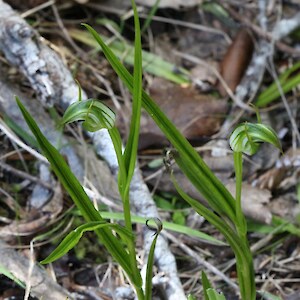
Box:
[226,181,272,224]
[218,28,254,97]
[137,78,227,149]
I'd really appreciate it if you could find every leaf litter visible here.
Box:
[1,0,300,299]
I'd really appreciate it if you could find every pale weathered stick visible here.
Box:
[0,1,186,298]
[0,239,73,300]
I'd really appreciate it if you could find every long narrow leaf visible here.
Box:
[0,265,25,288]
[171,172,256,299]
[123,0,143,193]
[170,172,239,250]
[256,61,300,107]
[145,218,162,300]
[69,29,190,84]
[41,221,133,264]
[82,23,237,224]
[16,98,141,287]
[206,289,226,300]
[99,211,226,245]
[202,271,212,300]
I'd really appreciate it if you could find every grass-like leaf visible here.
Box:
[123,0,143,198]
[206,289,226,300]
[202,271,228,299]
[99,211,226,245]
[257,290,283,300]
[171,172,255,299]
[16,97,142,288]
[82,23,237,225]
[202,271,212,300]
[145,218,162,300]
[41,221,133,264]
[68,29,190,84]
[256,61,300,107]
[82,23,258,298]
[0,265,25,288]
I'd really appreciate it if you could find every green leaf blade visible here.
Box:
[41,221,133,264]
[145,218,162,300]
[206,289,226,300]
[16,97,141,287]
[123,0,143,189]
[256,61,300,107]
[202,271,212,300]
[82,23,237,223]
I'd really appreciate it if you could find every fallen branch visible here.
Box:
[0,239,73,300]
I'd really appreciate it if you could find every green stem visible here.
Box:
[233,151,247,237]
[135,286,145,300]
[233,152,255,299]
[109,127,143,298]
[174,177,255,299]
[235,247,255,300]
[123,190,141,290]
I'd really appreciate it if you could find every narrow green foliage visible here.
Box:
[62,4,145,298]
[82,21,258,299]
[82,22,237,225]
[96,18,122,33]
[3,115,38,148]
[170,149,237,223]
[123,0,143,199]
[256,61,300,107]
[62,99,116,131]
[171,171,255,299]
[202,2,229,19]
[248,216,300,236]
[206,289,226,300]
[233,151,247,237]
[257,290,283,300]
[229,123,282,155]
[99,211,225,245]
[170,172,243,253]
[0,265,25,288]
[145,218,163,300]
[15,97,142,289]
[41,221,132,264]
[141,0,161,33]
[202,271,212,300]
[69,28,190,84]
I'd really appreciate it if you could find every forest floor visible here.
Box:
[1,1,300,299]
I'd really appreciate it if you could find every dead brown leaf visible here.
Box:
[218,28,254,97]
[138,78,227,149]
[226,181,272,224]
